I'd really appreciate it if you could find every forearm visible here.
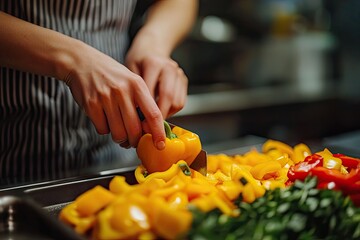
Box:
[131,0,198,56]
[0,11,83,80]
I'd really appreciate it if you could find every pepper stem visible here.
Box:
[164,121,177,139]
[179,163,192,176]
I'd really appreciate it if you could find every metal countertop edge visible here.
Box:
[174,84,339,117]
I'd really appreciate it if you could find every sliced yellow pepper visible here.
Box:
[58,202,96,234]
[250,160,282,180]
[96,195,150,240]
[167,191,189,209]
[242,183,256,203]
[317,148,342,171]
[207,154,221,172]
[149,197,193,240]
[262,139,294,156]
[75,186,115,217]
[135,160,190,184]
[293,143,312,163]
[216,180,243,200]
[109,176,133,194]
[243,149,271,166]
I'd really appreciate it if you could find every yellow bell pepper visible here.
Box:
[149,197,193,240]
[135,160,191,184]
[317,148,342,171]
[184,181,214,200]
[209,192,238,216]
[172,125,202,165]
[59,202,96,234]
[109,176,133,194]
[293,143,312,163]
[216,180,243,200]
[262,139,294,156]
[242,183,256,203]
[96,195,150,240]
[243,150,271,166]
[190,197,215,213]
[150,178,186,199]
[250,160,282,180]
[136,121,201,173]
[207,154,220,172]
[261,179,286,190]
[167,191,189,209]
[75,185,115,217]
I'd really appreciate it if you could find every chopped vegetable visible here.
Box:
[287,148,360,206]
[59,139,360,240]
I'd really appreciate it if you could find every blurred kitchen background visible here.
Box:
[153,0,360,155]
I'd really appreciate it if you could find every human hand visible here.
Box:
[64,43,166,150]
[125,49,188,119]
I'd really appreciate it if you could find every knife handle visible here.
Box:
[136,107,145,122]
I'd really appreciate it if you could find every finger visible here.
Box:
[168,69,188,117]
[156,67,179,118]
[127,62,141,75]
[135,86,165,150]
[117,88,143,148]
[84,100,110,135]
[142,59,162,97]
[119,140,131,149]
[102,95,128,144]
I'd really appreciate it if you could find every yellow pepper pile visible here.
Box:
[59,140,312,240]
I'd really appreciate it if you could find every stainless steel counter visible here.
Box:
[175,83,339,117]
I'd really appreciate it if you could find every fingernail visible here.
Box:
[156,141,165,150]
[115,139,127,144]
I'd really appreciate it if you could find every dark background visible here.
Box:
[160,0,360,154]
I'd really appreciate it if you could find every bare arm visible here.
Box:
[134,0,198,56]
[0,11,79,80]
[126,0,198,118]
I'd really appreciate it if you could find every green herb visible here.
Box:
[187,177,360,240]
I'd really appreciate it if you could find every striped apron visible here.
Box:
[0,0,138,185]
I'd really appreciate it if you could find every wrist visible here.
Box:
[51,37,86,82]
[130,27,173,57]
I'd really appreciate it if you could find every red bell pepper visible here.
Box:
[349,193,360,207]
[287,151,360,207]
[333,153,360,170]
[287,154,323,182]
[310,167,360,194]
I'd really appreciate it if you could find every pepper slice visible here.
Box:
[310,167,360,194]
[137,121,201,173]
[333,153,360,170]
[287,154,323,182]
[286,150,360,207]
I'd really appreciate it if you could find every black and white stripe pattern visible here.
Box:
[0,0,138,185]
